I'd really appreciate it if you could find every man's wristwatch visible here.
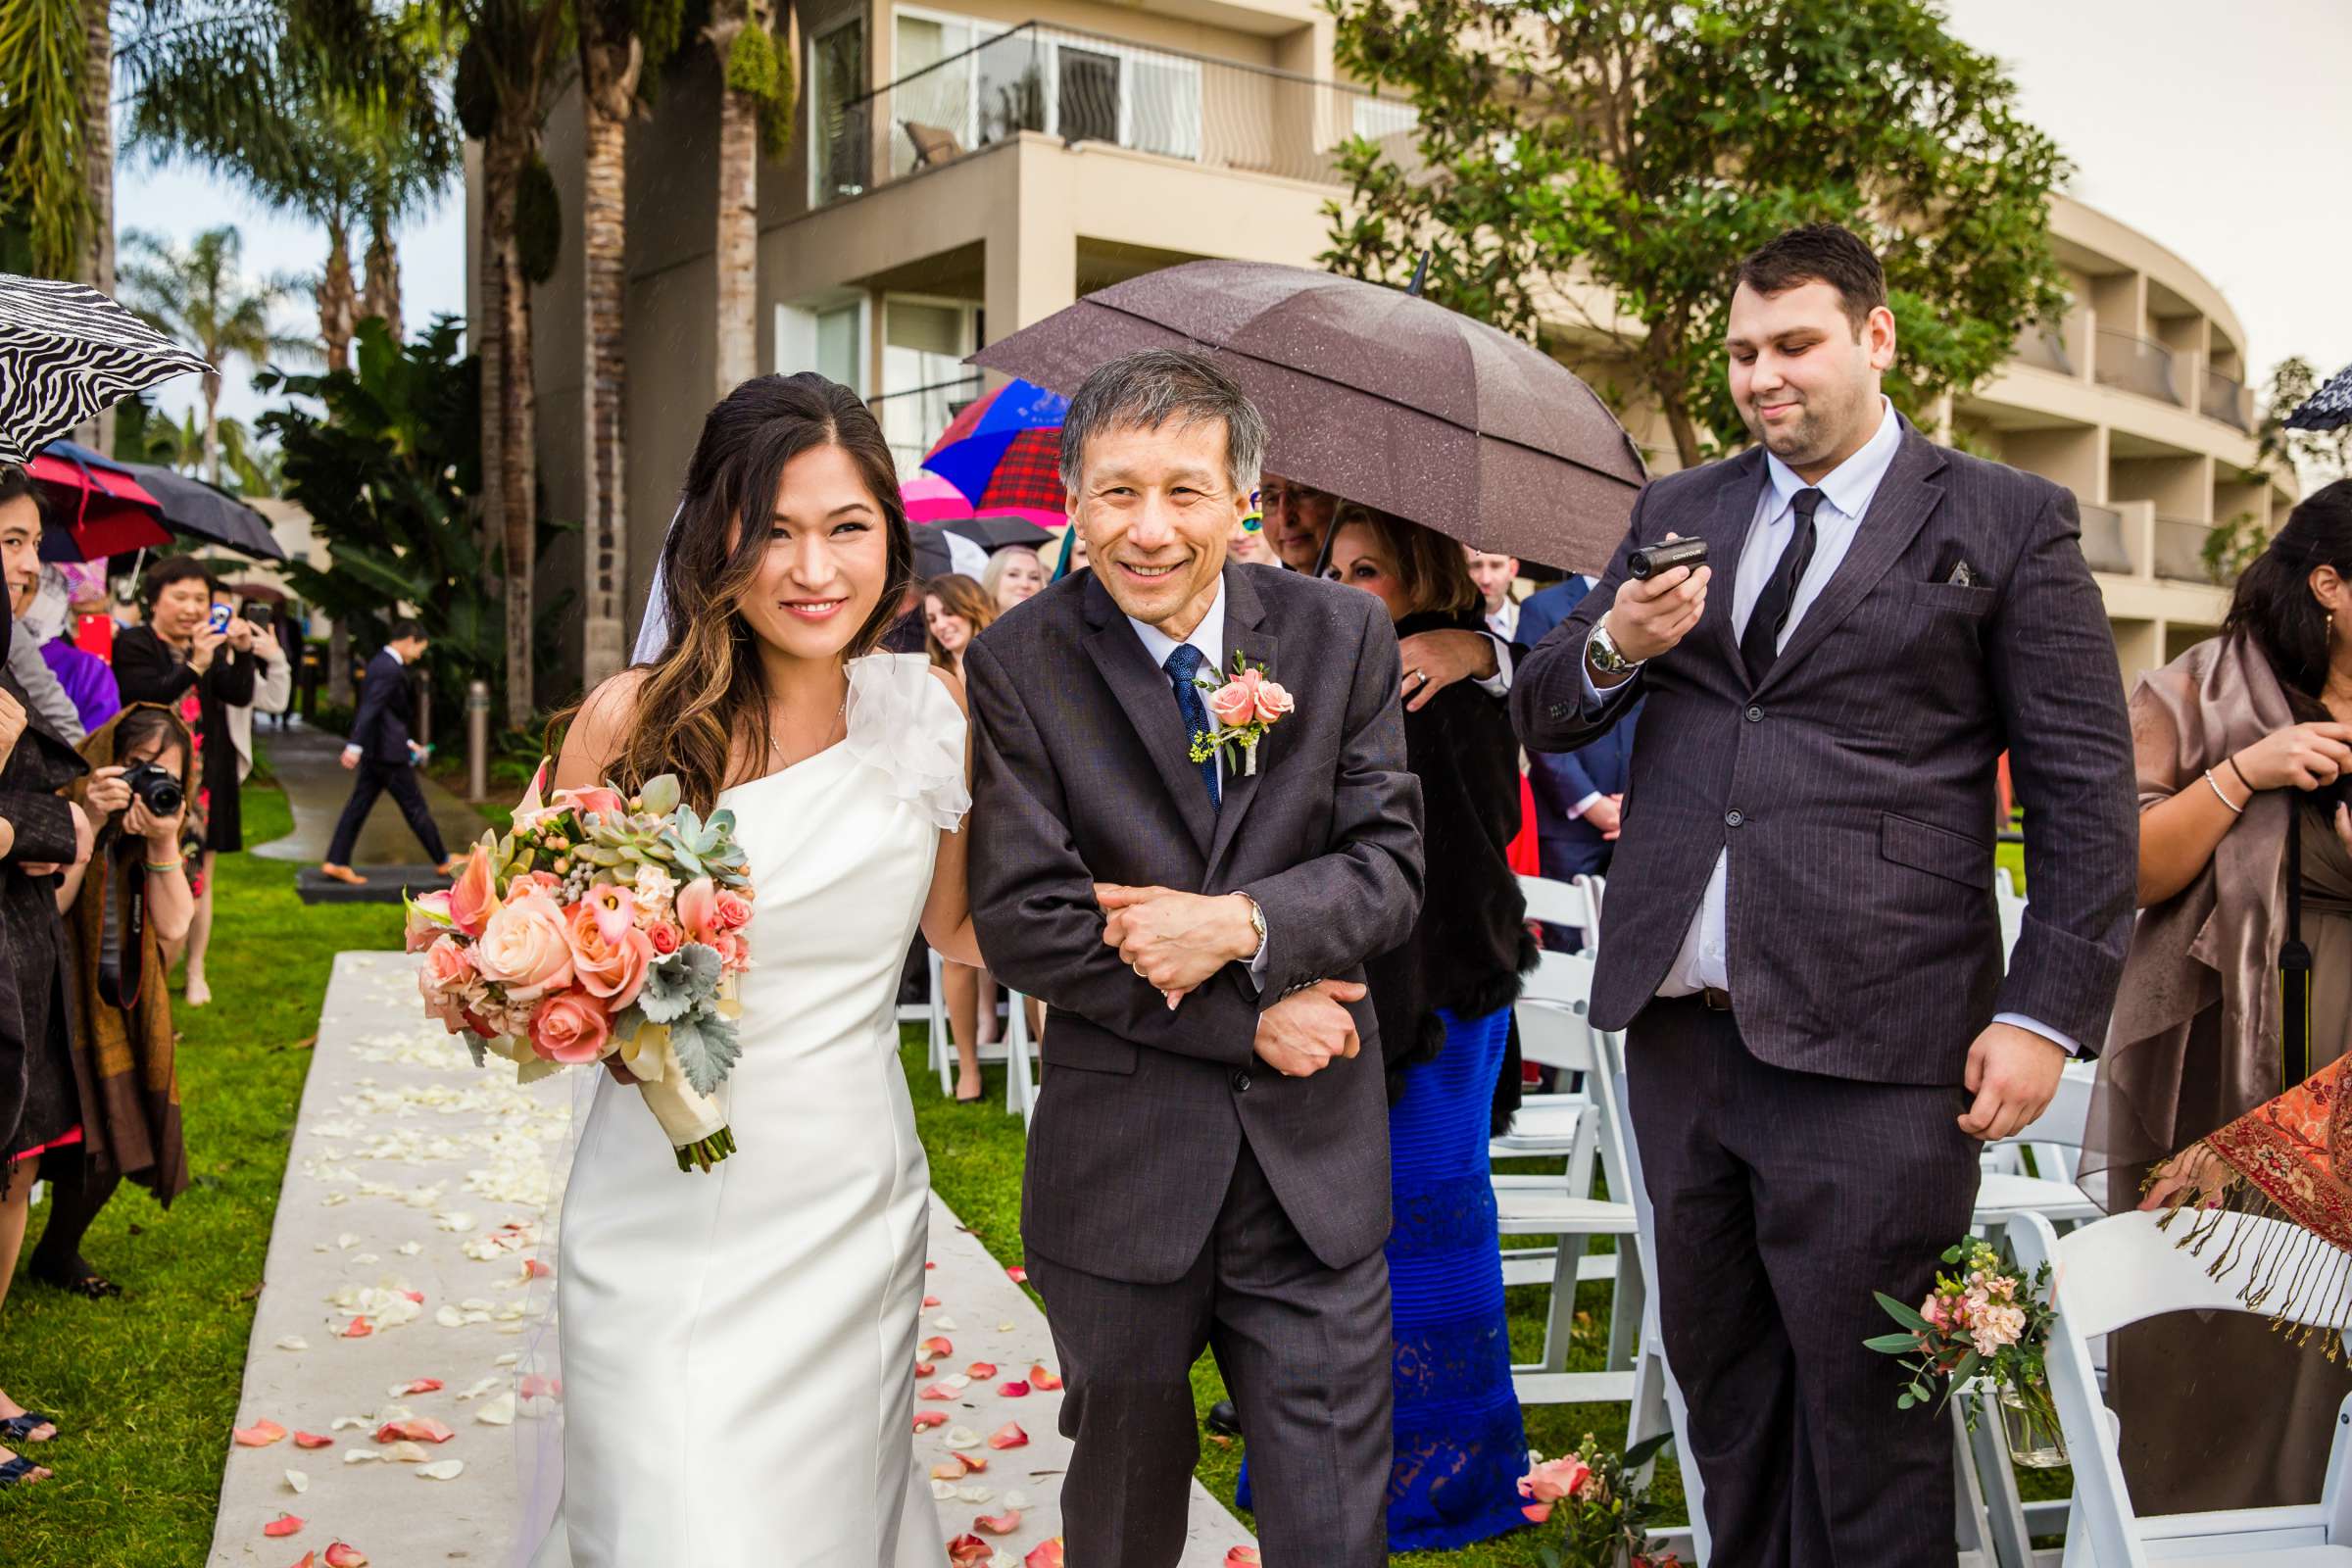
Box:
[1588,620,1642,679]
[1237,893,1268,961]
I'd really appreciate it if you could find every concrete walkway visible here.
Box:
[251,721,490,868]
[209,953,1256,1566]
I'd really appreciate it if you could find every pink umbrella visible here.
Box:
[902,471,973,523]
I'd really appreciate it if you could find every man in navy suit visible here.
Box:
[1516,573,1641,947]
[320,620,454,885]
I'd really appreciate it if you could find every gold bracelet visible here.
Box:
[2203,769,2245,816]
[143,857,184,873]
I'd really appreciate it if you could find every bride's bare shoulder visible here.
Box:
[922,661,969,717]
[556,668,655,786]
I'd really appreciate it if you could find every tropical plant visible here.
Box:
[115,395,285,496]
[708,0,794,397]
[117,225,314,486]
[256,317,573,722]
[455,0,574,726]
[0,0,116,440]
[577,0,687,685]
[1322,0,2072,468]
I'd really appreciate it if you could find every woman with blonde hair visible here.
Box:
[979,546,1046,614]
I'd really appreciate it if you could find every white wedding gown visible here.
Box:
[529,654,968,1567]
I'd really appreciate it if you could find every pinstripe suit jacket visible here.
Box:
[966,564,1426,1283]
[1512,425,2137,1086]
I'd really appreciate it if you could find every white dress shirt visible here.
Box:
[1588,400,2075,1054]
[1125,579,1270,987]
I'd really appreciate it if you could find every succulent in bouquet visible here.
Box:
[1522,1432,1682,1568]
[407,764,757,1171]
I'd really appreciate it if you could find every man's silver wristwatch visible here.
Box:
[1588,619,1642,679]
[1238,893,1269,960]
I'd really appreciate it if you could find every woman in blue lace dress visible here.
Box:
[1239,505,1535,1548]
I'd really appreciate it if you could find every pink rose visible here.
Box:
[405,891,454,953]
[418,934,475,996]
[675,877,721,946]
[564,901,655,1010]
[1206,671,1260,729]
[507,869,564,903]
[1518,1454,1592,1508]
[646,920,682,956]
[711,888,754,931]
[1250,677,1295,724]
[528,992,612,1064]
[448,845,499,937]
[553,784,625,820]
[471,893,575,1002]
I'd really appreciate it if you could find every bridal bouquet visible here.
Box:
[1867,1237,2065,1464]
[1519,1432,1682,1568]
[407,764,754,1172]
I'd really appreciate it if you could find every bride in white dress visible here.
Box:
[528,374,982,1566]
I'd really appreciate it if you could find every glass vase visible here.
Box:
[1999,1388,2069,1468]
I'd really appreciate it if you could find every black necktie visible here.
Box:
[1741,486,1824,686]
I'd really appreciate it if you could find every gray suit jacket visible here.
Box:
[966,563,1425,1283]
[1512,424,2137,1085]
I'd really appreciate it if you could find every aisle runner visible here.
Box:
[206,952,1255,1566]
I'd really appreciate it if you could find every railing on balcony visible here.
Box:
[2202,368,2253,431]
[2093,330,2180,406]
[2013,323,2073,376]
[2153,515,2220,583]
[2076,500,2132,575]
[816,23,1420,205]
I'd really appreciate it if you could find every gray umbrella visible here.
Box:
[0,275,211,466]
[110,457,287,560]
[970,261,1648,573]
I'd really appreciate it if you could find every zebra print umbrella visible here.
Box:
[2285,361,2352,431]
[0,275,211,466]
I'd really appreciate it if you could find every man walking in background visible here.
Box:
[1512,224,2136,1565]
[320,620,454,885]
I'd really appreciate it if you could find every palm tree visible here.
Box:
[577,0,686,685]
[706,0,794,398]
[117,226,313,486]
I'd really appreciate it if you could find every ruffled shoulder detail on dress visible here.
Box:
[844,652,970,831]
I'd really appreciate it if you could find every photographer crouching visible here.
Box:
[30,704,198,1300]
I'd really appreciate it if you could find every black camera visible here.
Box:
[1628,536,1709,580]
[119,760,184,817]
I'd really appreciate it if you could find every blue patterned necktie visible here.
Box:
[1163,643,1221,809]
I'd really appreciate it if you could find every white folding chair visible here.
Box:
[1499,951,1644,1406]
[1492,873,1604,1163]
[2012,1209,2352,1566]
[1976,1061,2103,1232]
[1995,867,2028,967]
[927,949,1042,1119]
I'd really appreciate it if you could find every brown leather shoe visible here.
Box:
[318,863,368,886]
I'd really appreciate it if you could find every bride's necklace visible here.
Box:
[766,694,848,763]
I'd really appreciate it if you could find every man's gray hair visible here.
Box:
[1056,348,1268,500]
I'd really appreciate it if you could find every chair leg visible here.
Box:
[1538,1231,1589,1374]
[1964,1380,2039,1568]
[928,949,951,1099]
[1604,1229,1644,1374]
[1004,992,1034,1119]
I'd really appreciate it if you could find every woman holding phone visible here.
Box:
[110,557,255,1007]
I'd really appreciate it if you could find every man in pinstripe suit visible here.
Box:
[1512,225,2137,1566]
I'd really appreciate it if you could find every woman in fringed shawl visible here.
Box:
[29,704,199,1298]
[2088,479,2352,1513]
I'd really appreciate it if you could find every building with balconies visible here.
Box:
[496,4,2291,687]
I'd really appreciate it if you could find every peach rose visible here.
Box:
[1249,677,1295,723]
[507,869,564,903]
[1205,672,1258,729]
[675,877,721,945]
[564,901,655,1009]
[1518,1454,1592,1516]
[711,887,754,931]
[528,992,612,1064]
[418,933,475,996]
[405,891,454,953]
[448,845,499,936]
[471,893,575,1003]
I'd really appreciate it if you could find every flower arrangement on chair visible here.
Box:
[1868,1237,2066,1465]
[1519,1432,1684,1568]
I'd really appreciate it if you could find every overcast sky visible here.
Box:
[122,0,2352,429]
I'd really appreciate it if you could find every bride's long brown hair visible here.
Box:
[559,373,914,814]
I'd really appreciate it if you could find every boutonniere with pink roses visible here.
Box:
[1187,651,1295,777]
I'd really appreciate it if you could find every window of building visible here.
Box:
[809,17,868,204]
[889,7,1201,169]
[776,299,866,392]
[878,296,981,475]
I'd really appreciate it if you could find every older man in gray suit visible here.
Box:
[1514,225,2138,1566]
[965,349,1424,1567]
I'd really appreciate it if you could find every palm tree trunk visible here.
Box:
[364,212,404,342]
[710,3,760,399]
[77,0,115,453]
[487,123,539,728]
[579,35,643,689]
[319,225,358,371]
[202,369,223,486]
[478,140,511,712]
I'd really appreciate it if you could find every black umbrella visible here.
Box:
[941,514,1054,552]
[2286,363,2352,432]
[0,276,210,466]
[109,455,287,560]
[970,261,1648,574]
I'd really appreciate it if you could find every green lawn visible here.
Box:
[0,786,404,1564]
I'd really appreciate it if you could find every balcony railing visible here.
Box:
[2077,499,2132,575]
[2093,330,2180,406]
[2013,323,2073,376]
[815,22,1420,205]
[2153,514,2220,583]
[2202,368,2253,432]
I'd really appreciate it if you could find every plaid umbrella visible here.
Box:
[921,377,1068,518]
[0,275,211,466]
[2285,362,2352,432]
